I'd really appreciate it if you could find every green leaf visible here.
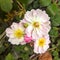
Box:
[53,50,58,56]
[14,44,33,54]
[0,44,6,54]
[14,45,25,52]
[57,39,60,45]
[51,13,60,26]
[5,53,14,60]
[47,3,59,16]
[18,0,34,5]
[52,50,60,60]
[13,44,33,59]
[54,57,60,60]
[49,27,58,38]
[0,0,12,12]
[39,0,51,6]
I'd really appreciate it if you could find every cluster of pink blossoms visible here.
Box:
[6,9,51,54]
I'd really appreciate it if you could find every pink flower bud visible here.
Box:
[24,35,32,43]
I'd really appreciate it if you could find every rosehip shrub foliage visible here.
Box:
[0,0,60,60]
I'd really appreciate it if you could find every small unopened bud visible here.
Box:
[23,23,28,28]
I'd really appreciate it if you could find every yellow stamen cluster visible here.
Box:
[14,29,24,38]
[38,38,45,47]
[33,22,40,28]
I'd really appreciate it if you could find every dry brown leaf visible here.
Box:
[38,51,52,60]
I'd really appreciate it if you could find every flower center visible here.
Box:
[14,29,24,38]
[33,22,40,28]
[38,38,45,47]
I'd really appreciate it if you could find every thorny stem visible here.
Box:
[0,31,6,40]
[48,43,59,51]
[15,0,26,16]
[48,47,57,51]
[16,0,26,11]
[16,0,23,9]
